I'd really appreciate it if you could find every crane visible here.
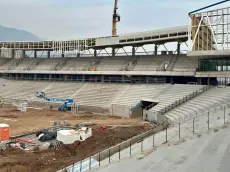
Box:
[112,0,120,36]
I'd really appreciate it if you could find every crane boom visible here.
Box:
[112,0,120,36]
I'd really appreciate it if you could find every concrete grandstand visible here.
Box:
[1,1,230,172]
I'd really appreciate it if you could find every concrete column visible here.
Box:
[177,42,181,55]
[61,53,65,58]
[22,50,26,58]
[207,77,210,86]
[146,76,149,84]
[34,74,37,80]
[34,51,37,58]
[82,75,85,82]
[132,47,135,56]
[170,76,174,85]
[197,77,202,85]
[11,50,15,58]
[49,74,52,81]
[101,75,104,83]
[122,75,125,83]
[64,75,67,81]
[47,51,51,58]
[94,50,97,57]
[154,45,158,55]
[112,48,116,56]
[0,48,2,58]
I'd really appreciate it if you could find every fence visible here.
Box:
[59,100,230,172]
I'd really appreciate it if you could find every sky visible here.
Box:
[0,0,229,40]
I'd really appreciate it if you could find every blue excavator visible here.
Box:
[36,92,75,111]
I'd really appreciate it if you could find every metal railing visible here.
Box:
[58,99,230,172]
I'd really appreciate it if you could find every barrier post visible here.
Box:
[99,153,101,166]
[141,137,143,152]
[153,134,155,147]
[89,156,91,170]
[179,123,181,139]
[119,145,121,160]
[80,160,82,172]
[224,106,226,124]
[166,127,168,143]
[109,149,111,163]
[130,140,132,156]
[193,118,195,134]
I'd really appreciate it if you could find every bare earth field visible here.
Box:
[0,104,157,172]
[0,105,142,136]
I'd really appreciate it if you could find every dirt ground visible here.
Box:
[0,105,142,136]
[0,104,159,172]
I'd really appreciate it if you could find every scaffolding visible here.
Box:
[188,7,230,51]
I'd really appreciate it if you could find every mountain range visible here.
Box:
[0,25,40,41]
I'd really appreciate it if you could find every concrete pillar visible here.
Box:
[61,53,65,58]
[177,42,181,55]
[94,50,97,57]
[170,76,174,85]
[0,48,2,58]
[207,77,210,86]
[154,45,158,55]
[64,75,67,81]
[34,74,37,80]
[22,50,26,58]
[34,51,37,58]
[197,77,202,85]
[49,74,52,81]
[47,51,51,58]
[11,50,15,58]
[112,48,116,56]
[146,76,149,84]
[82,75,85,82]
[122,75,125,83]
[132,47,135,56]
[101,75,104,83]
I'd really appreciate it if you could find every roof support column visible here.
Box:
[94,50,97,57]
[34,51,37,58]
[47,51,51,58]
[155,45,158,55]
[177,42,181,55]
[112,48,116,56]
[0,48,2,58]
[11,50,15,58]
[170,76,174,85]
[61,52,65,58]
[22,50,26,59]
[132,47,135,56]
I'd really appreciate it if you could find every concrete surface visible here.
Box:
[90,105,230,172]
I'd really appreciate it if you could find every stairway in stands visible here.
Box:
[166,55,179,71]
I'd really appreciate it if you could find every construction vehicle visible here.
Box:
[35,92,75,112]
[112,0,120,36]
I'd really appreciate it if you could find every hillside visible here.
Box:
[0,25,40,41]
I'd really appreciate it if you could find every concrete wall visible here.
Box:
[132,106,143,118]
[109,104,131,118]
[143,110,166,124]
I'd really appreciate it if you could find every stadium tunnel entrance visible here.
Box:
[131,99,158,118]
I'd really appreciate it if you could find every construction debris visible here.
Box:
[57,127,92,144]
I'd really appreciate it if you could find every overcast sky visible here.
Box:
[0,0,228,40]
